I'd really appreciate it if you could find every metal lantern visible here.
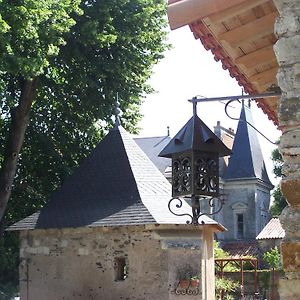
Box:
[159,103,231,224]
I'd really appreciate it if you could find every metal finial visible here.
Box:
[113,93,122,127]
[193,101,197,117]
[114,100,121,126]
[167,126,170,136]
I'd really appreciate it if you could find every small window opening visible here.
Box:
[237,213,244,239]
[114,257,127,281]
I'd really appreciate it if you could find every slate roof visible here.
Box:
[224,102,273,187]
[9,125,223,231]
[134,136,171,173]
[256,217,285,240]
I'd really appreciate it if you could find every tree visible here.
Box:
[0,0,83,223]
[270,147,287,216]
[0,0,169,224]
[0,0,169,296]
[270,186,287,216]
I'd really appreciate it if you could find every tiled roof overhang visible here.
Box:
[168,0,279,126]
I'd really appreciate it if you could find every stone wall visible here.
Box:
[19,225,211,300]
[273,0,300,298]
[220,180,270,241]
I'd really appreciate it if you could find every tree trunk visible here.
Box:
[0,78,38,224]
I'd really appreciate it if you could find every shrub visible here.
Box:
[263,247,281,270]
[215,277,239,300]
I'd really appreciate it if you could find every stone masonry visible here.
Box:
[19,225,214,300]
[273,0,300,298]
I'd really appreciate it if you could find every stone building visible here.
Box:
[167,0,300,297]
[9,123,224,300]
[217,103,274,244]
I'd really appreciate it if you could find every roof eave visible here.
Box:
[168,0,250,30]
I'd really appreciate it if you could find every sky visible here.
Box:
[137,25,281,186]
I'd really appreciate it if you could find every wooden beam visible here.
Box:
[249,67,278,86]
[168,0,250,30]
[257,81,279,93]
[235,45,276,68]
[218,12,278,47]
[206,0,270,24]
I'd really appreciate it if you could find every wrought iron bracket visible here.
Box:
[168,195,224,225]
[188,91,280,145]
[171,281,200,296]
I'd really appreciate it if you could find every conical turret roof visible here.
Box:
[224,102,273,187]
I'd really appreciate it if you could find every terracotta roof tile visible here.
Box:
[256,217,285,240]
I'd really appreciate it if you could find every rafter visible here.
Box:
[168,0,250,30]
[235,45,276,68]
[206,0,270,24]
[249,67,278,86]
[218,12,278,47]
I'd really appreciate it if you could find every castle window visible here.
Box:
[231,202,247,240]
[114,257,127,281]
[237,213,244,239]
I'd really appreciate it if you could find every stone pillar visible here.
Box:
[273,0,300,298]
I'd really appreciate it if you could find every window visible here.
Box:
[114,257,127,281]
[237,213,244,239]
[232,202,247,240]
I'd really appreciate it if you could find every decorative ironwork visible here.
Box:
[172,156,192,196]
[159,101,231,224]
[194,153,219,196]
[189,91,281,145]
[171,280,200,296]
[168,195,224,225]
[171,152,220,198]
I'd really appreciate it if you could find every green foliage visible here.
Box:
[270,147,287,216]
[0,232,19,299]
[214,241,239,272]
[0,0,82,78]
[0,0,169,294]
[263,247,281,270]
[271,148,283,178]
[215,277,239,300]
[270,186,287,216]
[214,241,229,259]
[176,264,199,281]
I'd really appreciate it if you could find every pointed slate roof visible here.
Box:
[9,125,223,231]
[159,112,231,158]
[224,103,273,187]
[134,135,171,173]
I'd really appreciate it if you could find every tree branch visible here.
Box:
[0,78,38,223]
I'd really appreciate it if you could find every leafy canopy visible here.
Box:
[0,0,169,297]
[0,0,82,77]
